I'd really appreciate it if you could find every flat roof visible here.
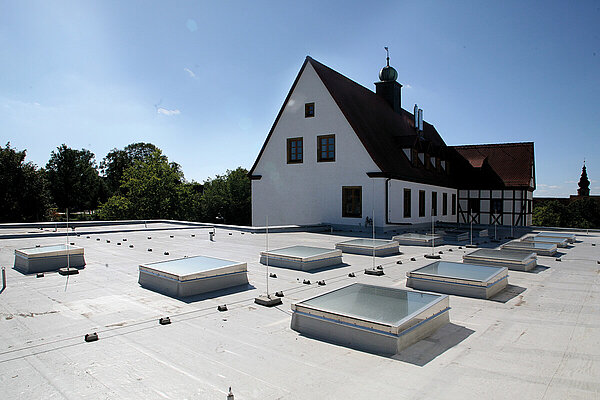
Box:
[536,232,576,239]
[502,241,556,250]
[465,248,536,262]
[336,238,396,248]
[523,236,568,245]
[394,233,443,239]
[1,221,599,399]
[16,243,83,257]
[409,261,505,282]
[261,245,339,259]
[140,255,245,281]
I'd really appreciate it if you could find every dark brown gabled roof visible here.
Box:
[452,142,535,188]
[306,57,452,186]
[249,56,451,186]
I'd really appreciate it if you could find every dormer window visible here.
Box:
[418,153,424,165]
[305,102,315,118]
[440,160,446,171]
[402,148,412,162]
[430,156,436,168]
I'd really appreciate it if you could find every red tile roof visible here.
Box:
[452,143,535,188]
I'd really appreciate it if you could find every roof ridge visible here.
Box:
[452,142,533,149]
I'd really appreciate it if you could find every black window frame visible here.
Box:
[419,190,426,217]
[342,186,362,218]
[403,188,411,218]
[442,193,448,216]
[492,199,503,214]
[468,198,480,214]
[432,191,438,216]
[452,193,456,215]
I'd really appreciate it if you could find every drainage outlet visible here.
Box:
[254,296,282,307]
[85,333,98,342]
[217,305,228,312]
[365,268,384,276]
[159,317,171,325]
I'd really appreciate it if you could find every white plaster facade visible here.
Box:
[387,180,457,225]
[251,63,457,229]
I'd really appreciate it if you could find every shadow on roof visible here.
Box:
[489,284,527,303]
[392,323,475,367]
[175,283,257,304]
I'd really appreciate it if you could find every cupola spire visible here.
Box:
[577,159,590,197]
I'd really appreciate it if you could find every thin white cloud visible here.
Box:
[157,107,180,116]
[186,19,198,32]
[184,68,196,79]
[405,84,412,89]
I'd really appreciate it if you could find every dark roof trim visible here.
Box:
[248,58,311,177]
[249,175,262,180]
[367,171,457,188]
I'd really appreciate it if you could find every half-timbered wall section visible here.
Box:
[458,189,533,226]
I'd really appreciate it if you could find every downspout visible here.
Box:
[385,178,391,225]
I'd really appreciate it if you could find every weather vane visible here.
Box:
[384,46,390,66]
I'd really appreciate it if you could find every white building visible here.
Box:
[249,56,535,230]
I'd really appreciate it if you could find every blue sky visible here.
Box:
[1,1,598,196]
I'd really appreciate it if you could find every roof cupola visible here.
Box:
[375,47,402,113]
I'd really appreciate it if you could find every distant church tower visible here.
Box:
[577,162,590,197]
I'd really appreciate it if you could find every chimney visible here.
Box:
[375,47,402,113]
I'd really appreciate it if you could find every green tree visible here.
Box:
[99,149,185,219]
[0,143,50,222]
[532,200,568,227]
[96,195,132,220]
[177,182,204,221]
[46,144,103,211]
[567,198,600,228]
[100,142,159,194]
[202,167,250,225]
